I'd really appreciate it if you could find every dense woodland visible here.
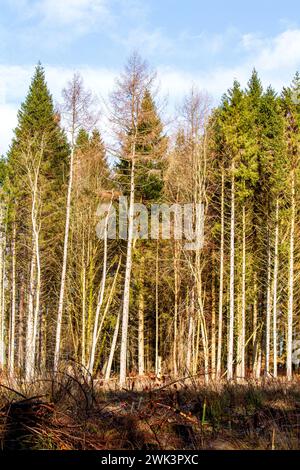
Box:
[0,53,300,387]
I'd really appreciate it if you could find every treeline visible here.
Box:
[0,54,299,385]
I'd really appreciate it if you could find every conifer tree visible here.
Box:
[6,63,69,376]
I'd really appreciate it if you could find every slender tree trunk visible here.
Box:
[119,148,135,386]
[194,303,201,375]
[54,145,74,372]
[25,161,41,381]
[105,309,121,380]
[26,245,36,381]
[273,199,279,378]
[227,162,235,380]
[173,241,179,377]
[216,170,224,377]
[252,273,258,375]
[237,206,246,380]
[211,258,216,379]
[186,296,194,373]
[88,203,111,375]
[17,278,25,371]
[287,172,295,381]
[81,244,86,367]
[138,256,145,376]
[31,213,41,378]
[155,241,159,377]
[0,205,6,369]
[265,240,272,376]
[9,223,16,374]
[241,206,246,379]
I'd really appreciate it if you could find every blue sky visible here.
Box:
[1,0,300,152]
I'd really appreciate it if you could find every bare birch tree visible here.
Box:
[54,73,98,372]
[110,52,155,386]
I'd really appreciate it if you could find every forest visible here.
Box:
[0,53,300,450]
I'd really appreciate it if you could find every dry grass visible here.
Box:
[0,369,300,450]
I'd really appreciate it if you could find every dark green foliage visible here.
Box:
[8,64,69,188]
[116,89,167,203]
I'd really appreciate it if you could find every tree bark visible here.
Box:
[119,148,136,386]
[216,169,224,377]
[273,199,279,378]
[227,162,235,380]
[287,171,295,381]
[0,204,6,369]
[138,256,145,376]
[54,145,74,372]
[88,201,111,375]
[105,309,121,380]
[9,223,16,374]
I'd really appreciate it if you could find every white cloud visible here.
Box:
[2,27,300,153]
[37,0,112,29]
[8,0,111,26]
[0,64,117,154]
[254,29,300,71]
[5,0,115,44]
[0,104,18,155]
[121,28,173,56]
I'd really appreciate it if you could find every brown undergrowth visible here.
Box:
[0,367,300,450]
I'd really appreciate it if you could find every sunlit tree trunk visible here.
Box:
[237,206,246,380]
[155,241,159,377]
[88,203,110,375]
[173,241,179,377]
[287,171,295,381]
[273,199,279,378]
[54,144,74,372]
[0,204,6,369]
[227,162,235,380]
[211,259,216,378]
[55,73,98,372]
[216,170,224,377]
[105,309,121,380]
[8,223,16,374]
[265,241,272,376]
[138,256,145,376]
[119,147,135,386]
[81,243,87,367]
[26,245,36,381]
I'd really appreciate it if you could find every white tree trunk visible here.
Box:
[119,150,135,386]
[227,162,235,380]
[186,301,194,373]
[273,199,279,378]
[287,172,295,381]
[211,260,216,378]
[155,241,159,377]
[237,206,246,380]
[173,241,179,377]
[26,246,36,381]
[81,245,86,367]
[265,241,272,376]
[25,159,41,381]
[9,223,16,374]
[54,146,74,372]
[31,211,41,379]
[253,274,260,378]
[138,256,145,376]
[105,309,121,380]
[216,170,224,377]
[0,204,6,369]
[88,204,111,375]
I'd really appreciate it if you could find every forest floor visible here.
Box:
[0,372,300,450]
